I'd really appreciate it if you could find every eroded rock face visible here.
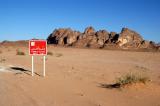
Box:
[47,28,80,46]
[118,28,143,48]
[84,26,95,35]
[75,27,97,48]
[109,32,119,43]
[75,28,110,48]
[47,27,111,48]
[140,40,151,48]
[96,30,109,46]
[47,27,157,50]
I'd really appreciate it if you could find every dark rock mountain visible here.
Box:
[47,26,159,50]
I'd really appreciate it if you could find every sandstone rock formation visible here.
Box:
[96,30,109,46]
[47,27,158,50]
[84,26,95,35]
[140,40,155,49]
[117,28,143,48]
[109,32,119,43]
[47,26,112,48]
[47,28,80,46]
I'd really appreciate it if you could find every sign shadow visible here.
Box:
[10,67,41,76]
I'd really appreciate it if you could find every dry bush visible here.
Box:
[16,49,25,55]
[0,50,2,54]
[47,51,63,57]
[0,58,6,63]
[100,72,150,89]
[116,73,150,86]
[47,51,53,56]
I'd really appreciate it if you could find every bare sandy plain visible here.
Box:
[0,45,160,106]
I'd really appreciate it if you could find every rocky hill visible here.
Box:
[47,27,159,50]
[0,40,28,47]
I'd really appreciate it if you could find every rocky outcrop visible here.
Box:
[109,32,119,43]
[47,27,112,48]
[79,27,98,47]
[84,26,95,35]
[0,40,28,47]
[140,40,155,49]
[47,28,80,46]
[47,27,158,50]
[96,30,110,46]
[117,28,143,48]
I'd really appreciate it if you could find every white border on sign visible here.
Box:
[29,40,47,56]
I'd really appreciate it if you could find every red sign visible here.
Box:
[29,40,47,55]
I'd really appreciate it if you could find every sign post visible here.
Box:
[29,40,47,77]
[32,56,34,76]
[43,56,46,77]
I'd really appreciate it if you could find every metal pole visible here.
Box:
[43,56,46,77]
[32,56,34,76]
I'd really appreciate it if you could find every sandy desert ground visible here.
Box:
[0,45,160,106]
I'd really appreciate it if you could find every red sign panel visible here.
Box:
[29,40,47,55]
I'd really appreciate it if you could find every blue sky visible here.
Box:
[0,0,160,42]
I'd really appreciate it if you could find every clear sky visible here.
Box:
[0,0,160,42]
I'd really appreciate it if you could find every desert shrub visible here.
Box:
[100,72,150,89]
[0,58,6,63]
[116,72,150,86]
[47,51,53,56]
[0,50,2,54]
[47,51,62,57]
[16,49,25,55]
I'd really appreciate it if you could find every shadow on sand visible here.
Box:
[99,83,121,89]
[10,67,41,76]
